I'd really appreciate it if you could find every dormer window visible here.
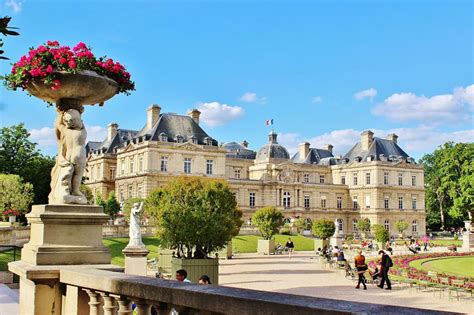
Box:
[204,137,213,146]
[176,134,184,143]
[159,132,168,142]
[355,156,362,162]
[189,135,198,144]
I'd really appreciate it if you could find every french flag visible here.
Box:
[265,119,273,126]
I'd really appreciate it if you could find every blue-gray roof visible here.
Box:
[291,148,334,164]
[86,129,139,155]
[343,137,410,162]
[223,142,256,159]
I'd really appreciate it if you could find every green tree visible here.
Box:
[0,174,34,213]
[395,220,409,235]
[252,207,284,240]
[104,192,121,219]
[22,155,55,205]
[356,218,371,235]
[80,184,94,205]
[372,224,389,243]
[312,219,335,240]
[293,217,307,234]
[149,177,242,258]
[95,193,106,208]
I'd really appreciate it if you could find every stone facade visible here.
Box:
[85,106,426,237]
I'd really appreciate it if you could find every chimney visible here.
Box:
[147,104,161,129]
[107,123,118,141]
[299,142,310,159]
[188,108,201,125]
[360,130,374,151]
[324,144,333,154]
[387,133,398,144]
[241,140,249,148]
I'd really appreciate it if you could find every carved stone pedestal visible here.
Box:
[21,204,111,265]
[463,232,474,250]
[123,246,149,276]
[330,236,343,248]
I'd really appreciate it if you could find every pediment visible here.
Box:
[174,142,201,151]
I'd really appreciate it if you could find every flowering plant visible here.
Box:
[3,41,134,99]
[2,209,19,216]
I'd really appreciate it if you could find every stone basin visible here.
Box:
[26,70,118,105]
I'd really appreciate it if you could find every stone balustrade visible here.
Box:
[58,268,451,315]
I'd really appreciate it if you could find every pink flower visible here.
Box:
[59,57,67,64]
[47,40,59,47]
[68,59,77,69]
[46,65,54,74]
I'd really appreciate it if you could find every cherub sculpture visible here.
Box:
[48,108,87,204]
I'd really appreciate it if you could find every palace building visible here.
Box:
[85,105,426,237]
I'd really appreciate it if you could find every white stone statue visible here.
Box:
[334,219,340,237]
[127,202,145,247]
[49,108,88,204]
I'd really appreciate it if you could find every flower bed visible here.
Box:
[3,41,134,103]
[368,252,474,289]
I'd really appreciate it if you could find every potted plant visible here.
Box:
[372,224,389,250]
[395,220,409,239]
[150,177,242,284]
[356,218,371,239]
[312,219,335,250]
[252,207,284,255]
[3,209,19,224]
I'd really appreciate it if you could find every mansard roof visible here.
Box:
[86,129,140,155]
[291,148,334,164]
[223,142,257,159]
[343,137,410,162]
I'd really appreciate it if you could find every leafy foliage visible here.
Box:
[293,217,307,234]
[372,224,389,243]
[104,192,120,219]
[148,177,242,259]
[356,218,371,233]
[312,219,335,240]
[252,207,284,240]
[0,174,34,213]
[395,220,409,234]
[0,16,20,61]
[79,184,94,204]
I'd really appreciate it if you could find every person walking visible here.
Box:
[354,250,367,290]
[422,234,430,251]
[377,250,392,290]
[285,238,295,259]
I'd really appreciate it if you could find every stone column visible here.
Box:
[123,246,149,276]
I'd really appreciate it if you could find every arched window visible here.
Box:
[412,220,417,233]
[283,191,291,208]
[384,220,390,231]
[283,217,292,225]
[159,132,168,142]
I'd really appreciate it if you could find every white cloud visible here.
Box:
[354,88,377,101]
[196,102,245,127]
[312,96,322,103]
[372,84,474,124]
[6,0,23,13]
[239,92,267,104]
[278,127,473,159]
[29,125,107,148]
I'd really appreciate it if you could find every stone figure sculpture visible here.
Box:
[127,201,145,247]
[49,107,88,204]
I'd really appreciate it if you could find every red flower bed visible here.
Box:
[2,209,19,216]
[368,252,474,289]
[4,41,134,99]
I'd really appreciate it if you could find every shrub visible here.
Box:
[395,220,409,234]
[312,219,335,240]
[372,224,389,243]
[149,177,242,259]
[252,207,284,240]
[293,217,307,234]
[280,227,292,235]
[454,234,459,241]
[356,218,371,234]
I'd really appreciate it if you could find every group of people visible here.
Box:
[353,250,393,290]
[316,245,346,262]
[156,269,212,285]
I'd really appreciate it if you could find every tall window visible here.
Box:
[412,220,417,233]
[129,157,134,173]
[411,175,416,186]
[365,194,370,209]
[337,196,342,209]
[234,169,241,179]
[96,164,100,179]
[319,175,325,184]
[128,185,133,199]
[304,195,310,209]
[249,192,256,208]
[353,173,358,186]
[398,173,403,186]
[90,165,95,180]
[184,158,192,174]
[337,219,343,232]
[110,167,116,180]
[384,220,390,231]
[366,172,371,185]
[206,160,213,175]
[120,159,125,175]
[320,196,326,208]
[137,186,143,198]
[398,196,404,209]
[283,192,291,208]
[160,156,168,172]
[352,219,358,232]
[304,173,310,183]
[353,196,358,209]
[412,196,417,210]
[384,196,389,209]
[384,172,389,185]
[341,175,346,185]
[139,154,143,172]
[120,188,124,201]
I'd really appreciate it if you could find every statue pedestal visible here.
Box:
[21,204,111,265]
[463,231,474,250]
[330,236,343,248]
[123,246,149,276]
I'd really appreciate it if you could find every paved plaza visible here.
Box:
[219,252,473,314]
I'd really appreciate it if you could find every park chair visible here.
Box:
[417,280,429,292]
[345,265,357,281]
[400,272,417,291]
[437,277,450,297]
[449,279,466,301]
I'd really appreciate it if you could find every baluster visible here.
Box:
[154,302,171,315]
[116,295,133,315]
[135,300,152,315]
[101,292,118,315]
[84,289,101,315]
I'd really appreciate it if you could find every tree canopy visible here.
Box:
[312,219,335,240]
[252,207,284,240]
[356,218,371,233]
[395,220,409,234]
[0,174,34,213]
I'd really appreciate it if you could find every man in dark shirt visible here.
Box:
[377,250,392,290]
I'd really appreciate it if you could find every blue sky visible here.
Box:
[1,0,473,159]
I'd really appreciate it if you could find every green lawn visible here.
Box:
[103,237,162,266]
[232,235,314,253]
[394,239,462,247]
[0,249,21,271]
[409,256,474,278]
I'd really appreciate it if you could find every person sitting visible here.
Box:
[336,251,346,262]
[198,275,211,285]
[275,242,284,255]
[175,269,191,283]
[368,240,374,251]
[408,243,418,254]
[370,266,380,281]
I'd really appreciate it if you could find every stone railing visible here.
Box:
[0,226,30,245]
[58,268,448,315]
